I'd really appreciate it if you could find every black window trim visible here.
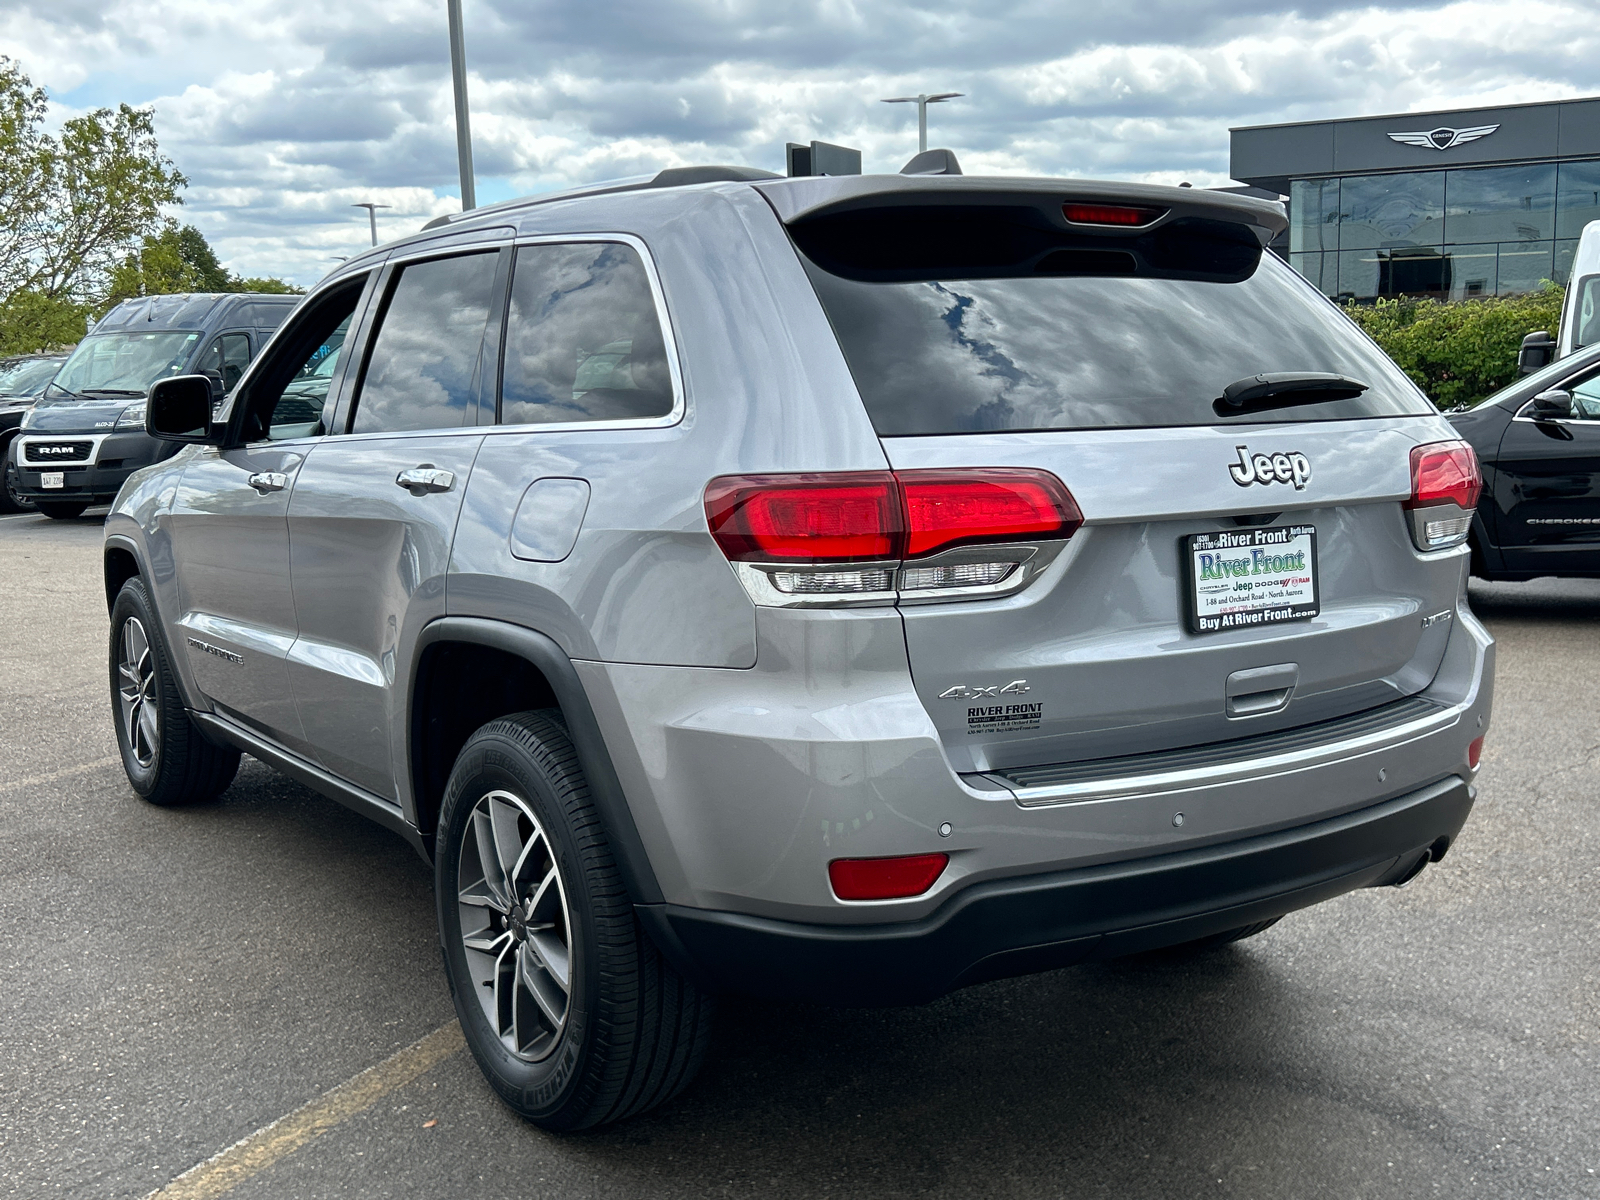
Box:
[491,232,687,434]
[226,270,379,448]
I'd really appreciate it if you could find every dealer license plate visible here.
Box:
[41,472,64,489]
[1185,525,1319,634]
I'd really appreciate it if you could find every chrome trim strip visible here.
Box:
[484,232,687,433]
[991,698,1466,807]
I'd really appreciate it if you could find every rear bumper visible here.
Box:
[646,775,1473,1006]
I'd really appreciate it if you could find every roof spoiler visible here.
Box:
[900,149,962,176]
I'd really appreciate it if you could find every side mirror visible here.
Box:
[147,376,221,443]
[1530,388,1573,419]
[1518,330,1556,375]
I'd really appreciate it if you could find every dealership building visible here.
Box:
[1231,97,1600,301]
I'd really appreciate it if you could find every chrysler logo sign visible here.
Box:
[1386,124,1500,151]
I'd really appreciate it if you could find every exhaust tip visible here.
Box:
[1390,849,1432,889]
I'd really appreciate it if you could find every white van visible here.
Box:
[1558,220,1600,358]
[1517,219,1600,373]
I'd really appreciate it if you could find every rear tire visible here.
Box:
[110,577,241,806]
[37,500,88,520]
[436,711,713,1131]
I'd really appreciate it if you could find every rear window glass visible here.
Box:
[796,211,1432,435]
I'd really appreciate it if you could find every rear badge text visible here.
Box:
[1228,445,1311,490]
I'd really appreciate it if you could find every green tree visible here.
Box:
[0,56,187,351]
[1342,286,1566,409]
[105,222,302,307]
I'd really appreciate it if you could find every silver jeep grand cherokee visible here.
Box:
[102,165,1493,1130]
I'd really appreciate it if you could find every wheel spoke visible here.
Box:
[471,810,511,909]
[463,927,511,955]
[529,930,570,992]
[137,703,159,759]
[519,944,567,1029]
[492,938,516,1037]
[488,795,528,889]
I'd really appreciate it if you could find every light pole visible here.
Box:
[880,92,963,154]
[351,203,392,247]
[447,0,477,210]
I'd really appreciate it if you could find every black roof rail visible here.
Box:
[419,164,782,232]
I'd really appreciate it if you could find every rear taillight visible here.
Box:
[705,469,1082,606]
[1468,735,1485,770]
[1062,202,1166,227]
[1404,440,1481,551]
[703,473,898,563]
[829,853,948,901]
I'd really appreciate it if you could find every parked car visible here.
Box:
[0,351,69,512]
[103,164,1493,1130]
[8,292,297,518]
[1448,341,1600,579]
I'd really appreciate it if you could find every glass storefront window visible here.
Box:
[1444,244,1496,300]
[1289,251,1332,294]
[1338,172,1445,250]
[1556,161,1600,240]
[1495,241,1555,295]
[1289,179,1339,253]
[1443,164,1556,245]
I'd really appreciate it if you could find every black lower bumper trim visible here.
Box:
[644,777,1472,1006]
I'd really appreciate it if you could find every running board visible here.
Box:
[190,710,428,860]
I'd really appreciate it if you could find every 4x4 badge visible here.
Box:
[939,680,1030,700]
[1228,445,1311,491]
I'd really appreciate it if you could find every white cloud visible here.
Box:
[2,0,1598,285]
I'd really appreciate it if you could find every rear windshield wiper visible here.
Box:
[1214,372,1369,417]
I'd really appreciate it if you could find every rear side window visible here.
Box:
[795,206,1433,434]
[352,251,499,434]
[499,242,673,426]
[1573,275,1600,352]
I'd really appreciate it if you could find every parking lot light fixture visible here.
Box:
[352,203,392,247]
[881,92,963,154]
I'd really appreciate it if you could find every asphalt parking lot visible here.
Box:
[3,507,1598,1200]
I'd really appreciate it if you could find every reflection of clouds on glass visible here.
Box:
[501,243,672,426]
[353,253,498,434]
[809,255,1427,434]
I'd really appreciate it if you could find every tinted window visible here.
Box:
[200,333,251,391]
[499,243,673,426]
[803,251,1432,435]
[353,252,499,434]
[1443,164,1556,245]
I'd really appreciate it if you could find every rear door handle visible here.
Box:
[396,466,456,494]
[247,471,289,493]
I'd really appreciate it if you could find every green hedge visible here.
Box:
[1340,285,1564,410]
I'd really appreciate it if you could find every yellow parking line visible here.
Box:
[0,755,120,794]
[146,1022,465,1200]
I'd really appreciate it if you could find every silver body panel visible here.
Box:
[104,174,1493,937]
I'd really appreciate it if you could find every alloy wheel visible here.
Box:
[117,617,160,768]
[457,789,573,1061]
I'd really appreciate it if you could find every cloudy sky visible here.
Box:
[3,0,1598,286]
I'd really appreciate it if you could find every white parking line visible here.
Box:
[145,1021,465,1200]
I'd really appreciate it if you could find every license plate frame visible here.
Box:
[40,471,65,490]
[1184,525,1319,634]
